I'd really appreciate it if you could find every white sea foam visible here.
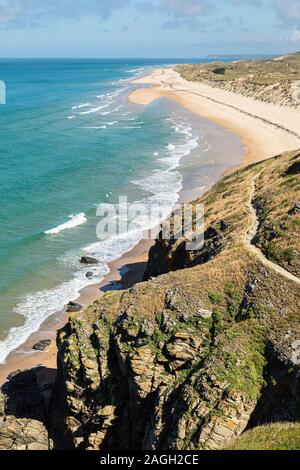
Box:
[67,115,76,120]
[0,262,109,364]
[118,111,132,117]
[85,122,118,130]
[99,111,112,116]
[45,213,87,235]
[0,68,202,366]
[111,78,131,85]
[109,89,123,97]
[85,125,107,129]
[133,169,182,196]
[131,115,200,229]
[79,104,111,115]
[104,121,118,126]
[99,105,123,116]
[126,67,149,75]
[72,103,90,110]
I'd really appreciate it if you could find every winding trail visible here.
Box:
[245,174,300,286]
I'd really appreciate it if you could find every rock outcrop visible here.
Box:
[53,287,265,450]
[0,418,49,451]
[1,150,299,451]
[48,150,300,450]
[0,367,54,450]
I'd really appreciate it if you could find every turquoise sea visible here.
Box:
[0,58,244,363]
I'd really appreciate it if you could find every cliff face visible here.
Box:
[54,288,262,450]
[0,368,53,450]
[49,150,300,450]
[0,150,299,450]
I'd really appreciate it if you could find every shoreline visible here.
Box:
[128,68,300,171]
[1,65,288,386]
[0,237,152,385]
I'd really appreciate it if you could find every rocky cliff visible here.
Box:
[1,150,300,450]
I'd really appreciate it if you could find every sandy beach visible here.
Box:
[1,65,300,387]
[128,68,300,169]
[0,239,152,385]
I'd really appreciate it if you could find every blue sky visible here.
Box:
[0,0,299,58]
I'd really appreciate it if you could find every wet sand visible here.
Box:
[128,68,300,171]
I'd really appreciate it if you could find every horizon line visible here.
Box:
[0,54,279,60]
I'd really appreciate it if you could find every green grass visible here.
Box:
[266,241,295,265]
[226,423,300,450]
[176,52,300,108]
[209,292,222,305]
[177,53,300,85]
[215,320,266,401]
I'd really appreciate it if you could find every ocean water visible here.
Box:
[0,58,243,364]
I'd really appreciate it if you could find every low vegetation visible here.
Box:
[226,423,300,450]
[176,52,300,108]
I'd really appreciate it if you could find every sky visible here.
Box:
[0,0,299,58]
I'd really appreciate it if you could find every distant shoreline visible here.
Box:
[128,67,300,171]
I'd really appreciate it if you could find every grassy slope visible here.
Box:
[226,423,300,450]
[253,151,300,277]
[58,150,300,450]
[176,52,300,108]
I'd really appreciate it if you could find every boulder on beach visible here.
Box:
[67,301,83,313]
[32,340,52,352]
[80,256,99,265]
[86,272,93,279]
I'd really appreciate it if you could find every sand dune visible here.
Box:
[129,68,300,168]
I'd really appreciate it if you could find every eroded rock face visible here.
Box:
[0,367,54,451]
[53,282,268,451]
[0,418,49,451]
[49,150,300,451]
[2,149,300,451]
[144,224,225,281]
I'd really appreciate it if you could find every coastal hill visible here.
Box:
[1,148,299,450]
[177,52,300,108]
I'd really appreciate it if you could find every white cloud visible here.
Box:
[161,0,211,17]
[0,0,130,27]
[275,0,300,23]
[291,29,300,42]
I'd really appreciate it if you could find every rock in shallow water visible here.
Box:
[81,256,99,265]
